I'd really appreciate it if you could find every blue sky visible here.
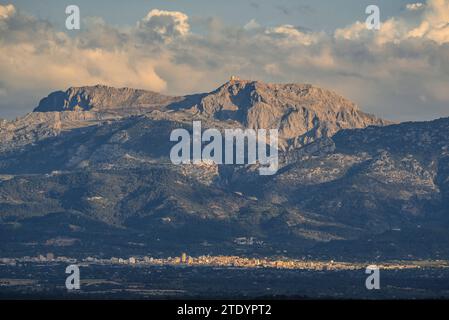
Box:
[10,0,412,32]
[1,0,449,121]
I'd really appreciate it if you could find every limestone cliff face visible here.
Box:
[25,81,391,151]
[195,80,390,149]
[0,111,111,152]
[33,85,180,113]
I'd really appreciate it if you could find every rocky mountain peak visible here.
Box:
[33,85,179,113]
[196,79,390,148]
[27,80,391,151]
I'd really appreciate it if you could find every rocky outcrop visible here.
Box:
[29,80,391,152]
[33,84,181,113]
[0,111,110,153]
[194,80,390,149]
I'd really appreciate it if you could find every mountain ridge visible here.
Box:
[29,80,390,151]
[3,80,446,260]
[33,84,181,113]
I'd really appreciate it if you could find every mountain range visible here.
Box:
[1,79,448,261]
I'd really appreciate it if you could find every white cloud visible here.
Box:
[137,9,190,43]
[334,21,366,41]
[0,4,169,111]
[335,0,449,45]
[265,24,319,46]
[407,0,449,44]
[0,43,168,92]
[1,2,449,122]
[0,4,15,19]
[406,3,425,11]
[243,19,261,31]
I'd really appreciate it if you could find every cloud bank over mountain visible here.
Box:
[0,0,449,120]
